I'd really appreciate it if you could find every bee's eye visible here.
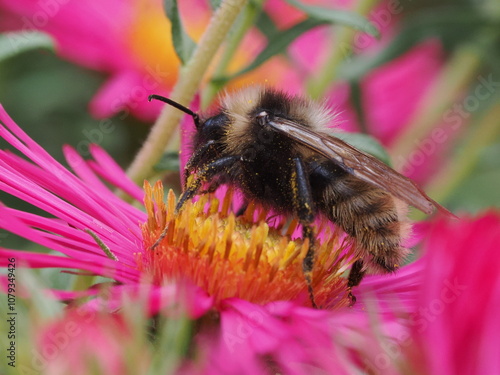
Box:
[203,117,216,129]
[256,111,270,126]
[198,113,228,140]
[202,114,227,129]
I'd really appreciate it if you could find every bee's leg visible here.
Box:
[151,155,240,249]
[183,140,218,186]
[176,155,239,213]
[347,259,366,306]
[292,157,318,308]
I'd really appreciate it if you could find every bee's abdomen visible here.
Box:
[319,175,410,273]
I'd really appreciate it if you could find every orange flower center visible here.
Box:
[140,181,355,308]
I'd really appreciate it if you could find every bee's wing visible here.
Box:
[267,117,453,216]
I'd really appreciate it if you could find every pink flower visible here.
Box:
[0,105,423,372]
[408,212,500,375]
[0,0,299,121]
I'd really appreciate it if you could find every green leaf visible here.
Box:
[255,10,280,39]
[212,18,326,84]
[0,31,54,62]
[163,0,197,64]
[333,132,392,166]
[284,0,379,37]
[154,151,181,172]
[209,0,222,10]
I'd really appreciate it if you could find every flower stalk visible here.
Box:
[126,0,249,186]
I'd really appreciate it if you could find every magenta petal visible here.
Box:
[0,105,148,291]
[363,41,443,145]
[88,144,144,201]
[0,106,145,237]
[0,248,135,284]
[354,259,423,314]
[89,71,144,118]
[0,0,132,71]
[412,212,500,375]
[211,298,389,374]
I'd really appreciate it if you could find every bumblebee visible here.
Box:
[149,86,453,307]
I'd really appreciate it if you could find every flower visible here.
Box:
[0,104,424,373]
[0,0,299,120]
[11,107,499,375]
[407,212,500,375]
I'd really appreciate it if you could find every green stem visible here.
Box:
[389,45,481,164]
[201,0,265,108]
[126,0,248,186]
[307,0,380,99]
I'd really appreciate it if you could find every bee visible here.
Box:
[149,86,453,307]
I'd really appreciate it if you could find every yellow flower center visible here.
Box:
[140,181,355,308]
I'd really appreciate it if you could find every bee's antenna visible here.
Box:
[148,94,201,127]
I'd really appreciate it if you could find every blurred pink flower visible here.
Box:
[408,212,500,375]
[32,310,137,375]
[358,41,443,146]
[0,0,299,121]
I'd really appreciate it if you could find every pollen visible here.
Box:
[140,181,355,309]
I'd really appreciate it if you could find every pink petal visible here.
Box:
[89,70,163,119]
